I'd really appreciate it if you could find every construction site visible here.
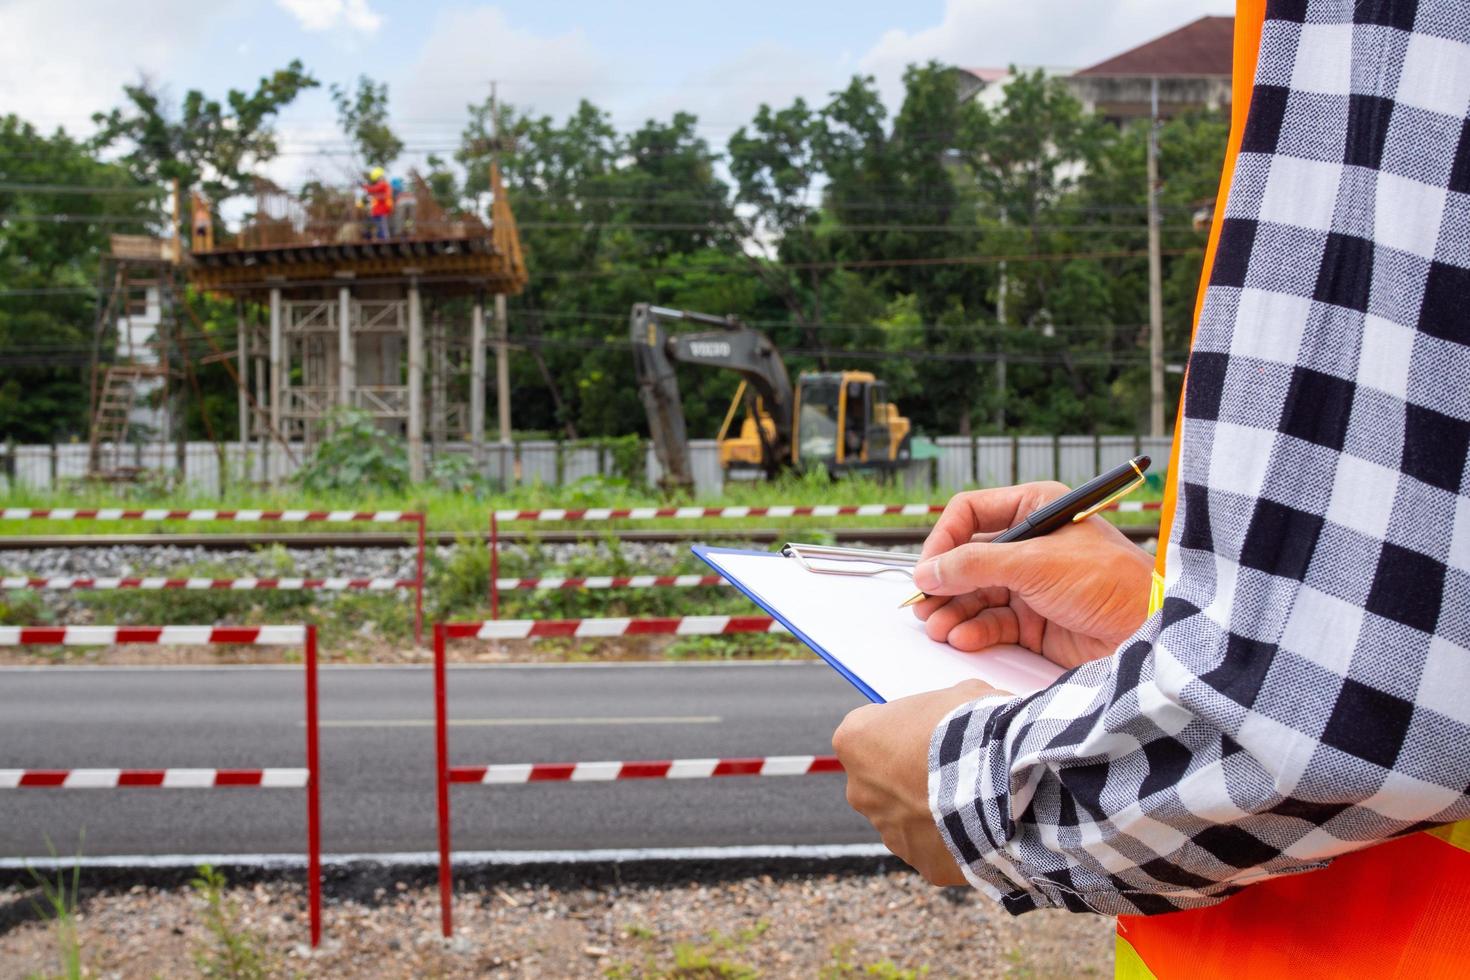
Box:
[10,5,1463,978]
[88,167,527,486]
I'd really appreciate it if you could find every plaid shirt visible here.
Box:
[930,0,1470,916]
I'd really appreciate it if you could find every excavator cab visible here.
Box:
[792,372,911,474]
[631,303,911,487]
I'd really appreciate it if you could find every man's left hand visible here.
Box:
[832,679,1009,886]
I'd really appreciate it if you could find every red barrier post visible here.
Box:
[488,512,500,620]
[434,623,454,938]
[304,625,322,948]
[414,515,427,646]
[0,624,322,947]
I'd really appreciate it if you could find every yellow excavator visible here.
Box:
[631,304,912,488]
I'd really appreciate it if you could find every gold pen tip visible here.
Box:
[898,591,927,608]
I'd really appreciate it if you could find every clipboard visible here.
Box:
[694,544,1065,703]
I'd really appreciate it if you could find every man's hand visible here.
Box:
[912,482,1155,669]
[833,679,1006,885]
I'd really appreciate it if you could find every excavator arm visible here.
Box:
[630,303,794,488]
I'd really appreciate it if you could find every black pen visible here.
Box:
[898,454,1152,608]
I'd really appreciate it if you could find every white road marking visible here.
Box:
[0,843,890,871]
[313,715,722,728]
[0,661,824,672]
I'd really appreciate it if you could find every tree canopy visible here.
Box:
[0,62,1226,445]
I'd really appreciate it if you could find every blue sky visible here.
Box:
[2,0,1226,187]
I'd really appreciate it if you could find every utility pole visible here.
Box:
[491,81,512,447]
[995,208,1008,432]
[1147,77,1166,438]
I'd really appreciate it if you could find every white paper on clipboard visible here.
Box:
[694,545,1064,703]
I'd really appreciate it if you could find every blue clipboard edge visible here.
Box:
[693,544,886,704]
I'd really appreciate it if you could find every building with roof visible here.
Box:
[1069,15,1234,121]
[953,15,1235,121]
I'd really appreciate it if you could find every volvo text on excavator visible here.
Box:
[631,304,912,488]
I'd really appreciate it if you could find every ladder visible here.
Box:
[88,364,162,477]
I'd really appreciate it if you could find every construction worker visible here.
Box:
[390,175,416,237]
[833,1,1470,976]
[361,167,393,240]
[189,192,212,252]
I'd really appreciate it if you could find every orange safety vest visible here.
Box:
[1117,4,1470,977]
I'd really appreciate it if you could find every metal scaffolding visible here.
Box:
[189,164,528,485]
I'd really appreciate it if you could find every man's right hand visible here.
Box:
[912,482,1155,670]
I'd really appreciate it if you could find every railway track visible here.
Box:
[0,524,1160,550]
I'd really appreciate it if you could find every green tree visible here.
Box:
[330,75,404,171]
[0,115,161,441]
[91,61,318,212]
[453,69,1228,444]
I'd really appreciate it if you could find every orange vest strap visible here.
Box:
[1117,831,1470,979]
[1154,0,1268,577]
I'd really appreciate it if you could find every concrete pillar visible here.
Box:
[1147,77,1166,438]
[470,298,486,463]
[495,291,511,445]
[268,286,283,485]
[236,301,249,458]
[407,281,424,483]
[338,284,354,409]
[430,317,446,451]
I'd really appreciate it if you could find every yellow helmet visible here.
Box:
[369,167,385,181]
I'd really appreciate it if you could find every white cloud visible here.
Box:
[858,0,1230,110]
[276,0,382,35]
[394,6,608,141]
[632,41,843,141]
[0,0,223,132]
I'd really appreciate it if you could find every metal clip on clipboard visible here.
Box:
[781,542,922,581]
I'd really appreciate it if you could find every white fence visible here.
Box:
[0,435,1172,497]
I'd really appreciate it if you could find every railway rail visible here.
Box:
[0,524,1159,551]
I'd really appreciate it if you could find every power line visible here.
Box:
[515,220,1197,234]
[0,181,164,196]
[512,332,1188,367]
[1,180,1208,219]
[512,307,1146,336]
[0,212,158,225]
[523,246,1203,281]
[0,207,1210,233]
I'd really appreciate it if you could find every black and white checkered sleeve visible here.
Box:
[928,0,1470,916]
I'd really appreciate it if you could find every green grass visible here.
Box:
[0,469,1164,537]
[190,865,272,979]
[24,840,84,980]
[0,471,1161,655]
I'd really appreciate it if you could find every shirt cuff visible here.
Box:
[928,695,1055,914]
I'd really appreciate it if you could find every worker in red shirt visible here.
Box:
[361,167,393,240]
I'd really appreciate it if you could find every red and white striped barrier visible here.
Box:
[492,503,944,522]
[3,576,413,592]
[0,508,417,522]
[0,623,322,947]
[0,625,307,645]
[450,755,841,785]
[433,622,793,938]
[491,501,1158,522]
[495,574,726,591]
[487,499,1158,613]
[1,768,308,788]
[445,616,785,640]
[486,503,942,614]
[0,506,427,645]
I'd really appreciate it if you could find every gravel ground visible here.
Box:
[1,868,1113,978]
[0,541,720,622]
[1,541,707,583]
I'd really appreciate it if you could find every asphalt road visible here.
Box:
[0,663,878,861]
